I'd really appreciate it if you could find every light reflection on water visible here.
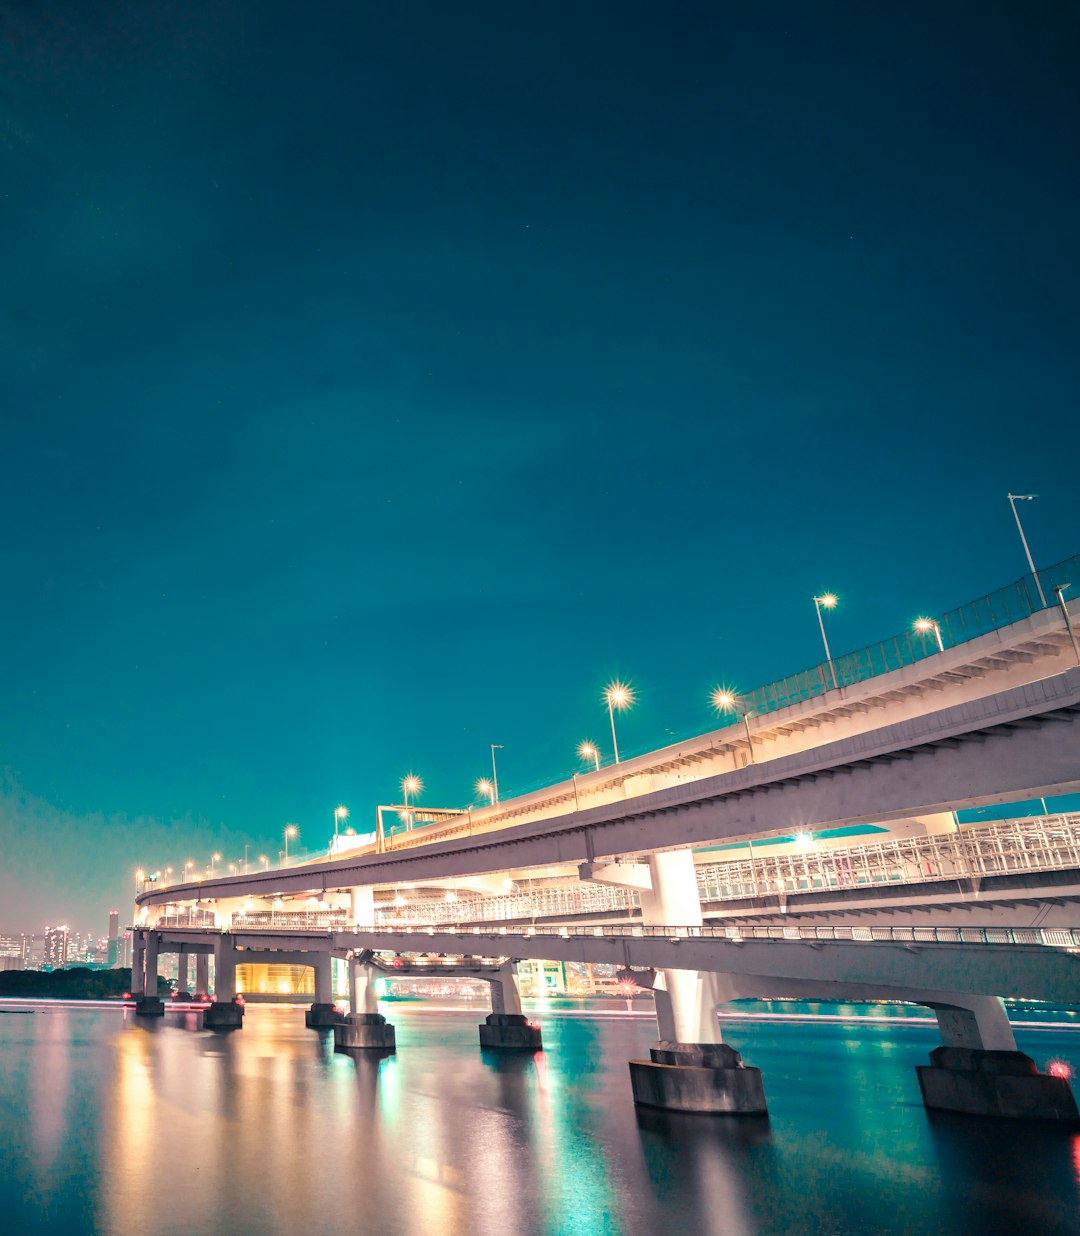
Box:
[0,1001,1077,1234]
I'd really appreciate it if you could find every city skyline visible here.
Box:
[2,2,1079,929]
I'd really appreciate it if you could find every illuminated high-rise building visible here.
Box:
[107,911,120,967]
[43,925,69,970]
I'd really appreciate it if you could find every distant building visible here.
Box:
[43,925,69,970]
[107,911,119,967]
[0,935,20,959]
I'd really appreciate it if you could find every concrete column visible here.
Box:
[195,953,210,997]
[143,932,159,999]
[489,962,524,1016]
[213,937,236,1000]
[313,954,333,1005]
[130,932,146,997]
[350,886,375,928]
[335,953,395,1050]
[928,996,1017,1052]
[176,953,190,995]
[348,955,380,1014]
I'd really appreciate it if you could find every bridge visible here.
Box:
[132,565,1080,1123]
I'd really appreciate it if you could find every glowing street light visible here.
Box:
[578,741,601,771]
[813,594,839,689]
[134,868,145,891]
[210,852,222,879]
[184,860,195,879]
[604,681,635,764]
[283,824,298,867]
[259,855,269,871]
[711,687,756,763]
[914,617,944,653]
[476,778,496,805]
[334,805,348,839]
[402,775,422,830]
[1007,493,1046,607]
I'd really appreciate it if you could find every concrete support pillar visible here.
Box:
[205,936,243,1029]
[334,953,394,1051]
[351,886,375,928]
[134,931,164,1017]
[305,953,342,1028]
[481,962,541,1049]
[629,850,765,1114]
[916,995,1078,1121]
[175,953,190,997]
[195,953,210,998]
[130,932,146,997]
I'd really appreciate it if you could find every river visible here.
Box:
[1,999,1078,1234]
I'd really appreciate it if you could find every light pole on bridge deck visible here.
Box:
[711,688,757,764]
[490,744,504,804]
[210,852,222,879]
[604,681,635,764]
[1054,583,1080,667]
[260,855,269,871]
[334,805,348,844]
[283,824,298,867]
[578,741,601,772]
[914,617,945,653]
[476,778,496,806]
[813,594,839,690]
[401,775,422,831]
[1007,493,1047,608]
[243,844,251,874]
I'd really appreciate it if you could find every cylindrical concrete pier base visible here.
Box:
[204,1000,245,1030]
[305,1002,345,1028]
[479,1012,543,1050]
[629,1042,767,1115]
[333,1013,396,1052]
[917,1047,1079,1122]
[134,997,165,1018]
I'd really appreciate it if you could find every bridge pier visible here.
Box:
[628,852,766,1114]
[480,962,542,1050]
[205,935,244,1029]
[334,953,395,1051]
[306,953,343,1027]
[134,930,164,1017]
[917,995,1078,1122]
[194,953,210,1001]
[173,952,193,1002]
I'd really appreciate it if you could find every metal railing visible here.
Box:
[231,911,351,930]
[737,554,1079,719]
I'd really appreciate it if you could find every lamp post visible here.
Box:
[813,594,838,689]
[243,844,251,874]
[134,868,145,892]
[604,681,635,764]
[476,778,496,805]
[402,775,422,831]
[1054,584,1080,666]
[1007,493,1046,607]
[914,617,945,653]
[260,855,269,871]
[490,745,504,804]
[184,860,195,881]
[283,824,298,867]
[578,741,601,771]
[210,852,222,879]
[711,688,756,764]
[334,805,348,841]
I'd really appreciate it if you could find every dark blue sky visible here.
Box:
[2,2,1078,930]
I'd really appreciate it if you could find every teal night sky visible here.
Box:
[1,2,1078,929]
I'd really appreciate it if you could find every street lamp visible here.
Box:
[711,687,757,763]
[283,824,298,867]
[228,863,238,876]
[813,594,839,689]
[1007,493,1046,608]
[914,617,945,653]
[476,778,496,805]
[134,868,145,892]
[578,741,601,771]
[259,855,269,871]
[603,681,635,764]
[402,775,422,830]
[1054,584,1080,666]
[210,852,222,879]
[334,805,348,840]
[490,744,504,804]
[184,860,195,880]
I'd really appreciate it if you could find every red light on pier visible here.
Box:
[1047,1059,1074,1080]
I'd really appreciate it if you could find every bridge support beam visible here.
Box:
[917,996,1078,1122]
[480,962,542,1050]
[130,931,145,998]
[306,953,342,1028]
[205,935,244,1029]
[629,852,766,1114]
[195,953,210,1001]
[174,952,192,1002]
[135,931,164,1017]
[334,954,395,1051]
